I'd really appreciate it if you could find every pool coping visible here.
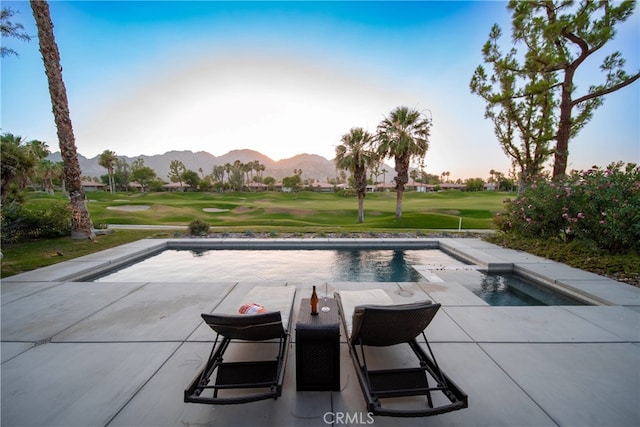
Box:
[3,237,637,307]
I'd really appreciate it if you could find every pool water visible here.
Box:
[474,273,584,306]
[92,248,585,306]
[93,249,462,283]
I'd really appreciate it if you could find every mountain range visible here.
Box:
[47,149,392,183]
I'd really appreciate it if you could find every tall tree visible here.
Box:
[478,0,640,179]
[131,157,156,192]
[212,164,225,189]
[168,159,186,191]
[470,23,558,190]
[335,127,377,223]
[113,157,131,192]
[1,7,31,57]
[1,134,36,201]
[98,150,117,194]
[228,160,245,191]
[38,159,56,194]
[182,169,200,190]
[376,106,431,219]
[1,134,50,195]
[223,162,232,189]
[30,0,94,239]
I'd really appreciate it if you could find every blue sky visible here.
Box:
[2,0,638,180]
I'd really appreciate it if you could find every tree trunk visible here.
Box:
[30,0,95,239]
[357,193,364,223]
[109,169,115,193]
[394,156,409,219]
[395,188,403,219]
[552,71,575,179]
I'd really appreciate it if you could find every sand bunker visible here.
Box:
[202,208,229,213]
[107,205,150,211]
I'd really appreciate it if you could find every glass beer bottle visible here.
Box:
[310,285,319,315]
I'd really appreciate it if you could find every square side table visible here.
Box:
[295,298,340,391]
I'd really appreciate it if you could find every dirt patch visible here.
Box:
[233,206,252,214]
[106,205,150,212]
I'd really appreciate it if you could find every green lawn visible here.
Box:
[77,189,509,230]
[0,229,169,278]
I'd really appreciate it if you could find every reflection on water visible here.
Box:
[474,274,583,306]
[93,249,441,283]
[475,275,538,306]
[332,250,423,282]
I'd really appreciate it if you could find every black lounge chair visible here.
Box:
[336,289,468,417]
[185,286,296,405]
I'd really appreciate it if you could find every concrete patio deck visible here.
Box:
[2,238,639,427]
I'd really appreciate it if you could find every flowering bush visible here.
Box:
[496,162,640,253]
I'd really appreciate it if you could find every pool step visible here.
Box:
[412,264,484,283]
[416,264,483,271]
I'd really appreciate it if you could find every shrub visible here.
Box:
[497,162,640,253]
[1,201,71,243]
[188,218,210,236]
[338,188,356,197]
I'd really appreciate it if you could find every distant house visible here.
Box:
[484,182,497,191]
[439,183,465,191]
[247,182,268,192]
[81,181,106,192]
[162,182,188,191]
[310,182,335,192]
[412,183,437,192]
[127,182,144,192]
[368,183,394,192]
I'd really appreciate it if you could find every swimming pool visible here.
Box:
[93,248,463,283]
[91,248,586,306]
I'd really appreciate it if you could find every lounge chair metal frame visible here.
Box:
[184,311,291,405]
[341,300,468,417]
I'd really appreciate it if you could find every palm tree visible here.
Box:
[98,150,117,194]
[25,139,50,161]
[223,162,232,190]
[25,139,50,191]
[212,165,225,190]
[38,159,56,194]
[376,106,431,219]
[30,0,94,239]
[335,127,377,223]
[52,160,65,195]
[242,162,253,189]
[1,133,36,201]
